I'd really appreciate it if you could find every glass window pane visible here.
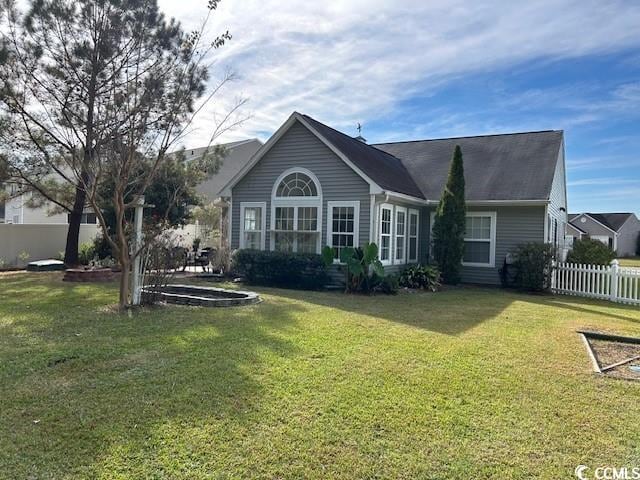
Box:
[275,207,294,230]
[297,232,317,253]
[409,238,417,260]
[244,207,262,231]
[463,241,490,263]
[380,236,390,260]
[274,232,294,252]
[465,215,491,240]
[245,232,261,249]
[297,207,317,231]
[409,213,418,236]
[276,172,318,197]
[381,208,391,234]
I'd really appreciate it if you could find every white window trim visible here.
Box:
[394,206,407,264]
[327,201,360,264]
[429,210,497,268]
[239,202,266,250]
[378,203,394,266]
[408,208,420,263]
[269,167,323,254]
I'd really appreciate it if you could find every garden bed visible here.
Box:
[63,268,116,282]
[141,284,260,307]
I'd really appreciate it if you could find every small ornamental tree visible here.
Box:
[431,145,466,284]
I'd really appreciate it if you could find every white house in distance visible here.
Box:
[0,139,262,265]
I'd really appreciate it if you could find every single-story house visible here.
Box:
[220,112,568,285]
[567,212,640,257]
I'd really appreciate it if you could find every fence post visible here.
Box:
[551,260,557,291]
[610,259,619,303]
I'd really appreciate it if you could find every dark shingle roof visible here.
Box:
[374,131,564,201]
[584,213,633,232]
[301,114,425,198]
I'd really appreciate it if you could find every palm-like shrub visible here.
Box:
[322,243,386,293]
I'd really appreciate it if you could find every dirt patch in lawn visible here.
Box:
[580,330,640,381]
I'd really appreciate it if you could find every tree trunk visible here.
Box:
[119,257,130,310]
[64,185,87,267]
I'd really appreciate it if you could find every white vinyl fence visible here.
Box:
[551,260,640,306]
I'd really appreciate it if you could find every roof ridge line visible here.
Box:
[373,130,562,145]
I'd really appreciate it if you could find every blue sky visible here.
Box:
[160,0,640,215]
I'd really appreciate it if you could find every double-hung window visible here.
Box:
[429,210,496,267]
[408,209,419,262]
[327,201,360,262]
[462,212,496,267]
[378,204,393,265]
[270,169,322,254]
[395,206,407,263]
[240,202,266,250]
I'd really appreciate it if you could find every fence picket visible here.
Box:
[551,260,639,305]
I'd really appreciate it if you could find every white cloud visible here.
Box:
[157,0,640,145]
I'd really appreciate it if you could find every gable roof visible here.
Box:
[299,114,424,199]
[570,212,635,232]
[221,112,564,203]
[566,221,587,235]
[374,131,564,202]
[176,139,263,200]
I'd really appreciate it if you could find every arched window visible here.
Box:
[271,168,322,254]
[275,172,318,197]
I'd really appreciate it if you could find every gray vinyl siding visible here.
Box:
[423,206,546,285]
[231,120,371,251]
[616,215,640,257]
[546,142,568,248]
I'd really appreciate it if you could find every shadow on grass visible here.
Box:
[258,284,519,336]
[252,283,640,336]
[0,272,304,477]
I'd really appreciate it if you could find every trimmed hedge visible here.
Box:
[232,249,329,290]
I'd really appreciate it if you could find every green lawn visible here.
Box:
[1,273,640,479]
[619,257,640,268]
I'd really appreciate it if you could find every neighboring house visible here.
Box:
[0,182,95,225]
[190,139,264,203]
[174,139,263,247]
[0,139,262,226]
[567,213,640,257]
[221,112,568,285]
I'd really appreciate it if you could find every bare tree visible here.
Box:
[0,0,244,272]
[0,0,246,307]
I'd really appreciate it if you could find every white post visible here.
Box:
[610,259,619,303]
[131,196,145,306]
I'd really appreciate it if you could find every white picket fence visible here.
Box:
[551,260,640,305]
